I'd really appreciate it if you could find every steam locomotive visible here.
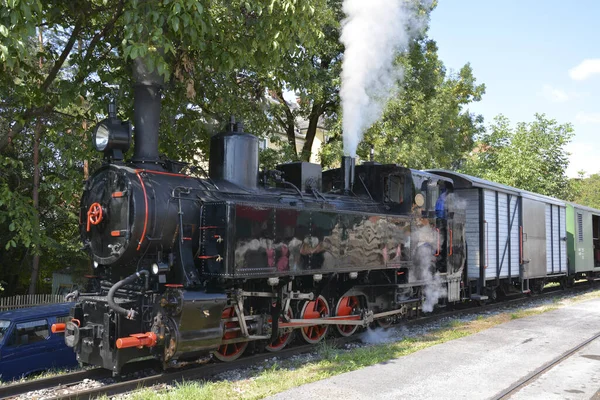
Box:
[53,62,466,374]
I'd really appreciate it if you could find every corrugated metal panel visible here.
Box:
[560,206,567,272]
[498,194,509,278]
[482,191,521,280]
[498,193,520,279]
[510,195,520,276]
[545,204,567,275]
[546,204,553,273]
[459,189,480,279]
[484,190,497,280]
[552,206,560,273]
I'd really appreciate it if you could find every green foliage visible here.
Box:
[570,172,600,209]
[360,40,486,170]
[461,114,574,199]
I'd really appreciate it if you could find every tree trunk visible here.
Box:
[274,89,298,159]
[28,119,42,294]
[300,103,322,162]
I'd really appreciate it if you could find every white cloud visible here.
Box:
[575,112,600,124]
[541,84,570,102]
[569,59,600,81]
[566,142,599,177]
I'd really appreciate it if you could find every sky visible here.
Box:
[428,0,600,177]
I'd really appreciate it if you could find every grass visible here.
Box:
[119,288,600,400]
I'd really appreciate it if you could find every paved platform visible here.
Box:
[268,298,600,400]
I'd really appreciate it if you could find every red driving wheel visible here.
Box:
[300,295,330,344]
[266,308,294,352]
[214,306,248,362]
[335,295,360,337]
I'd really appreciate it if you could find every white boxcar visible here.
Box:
[429,171,567,298]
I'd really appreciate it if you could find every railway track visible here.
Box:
[493,331,600,399]
[0,368,111,399]
[1,284,594,400]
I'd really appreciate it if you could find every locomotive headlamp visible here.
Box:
[92,118,131,159]
[94,124,110,151]
[151,262,169,275]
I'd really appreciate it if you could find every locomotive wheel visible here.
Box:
[214,306,248,362]
[335,296,360,337]
[300,295,330,344]
[266,309,294,352]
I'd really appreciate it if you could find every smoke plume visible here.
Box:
[340,0,428,156]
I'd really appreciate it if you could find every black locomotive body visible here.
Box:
[61,64,466,373]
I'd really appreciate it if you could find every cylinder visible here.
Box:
[341,156,355,193]
[209,121,259,190]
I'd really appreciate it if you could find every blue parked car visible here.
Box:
[0,302,78,381]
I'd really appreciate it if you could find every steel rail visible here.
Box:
[493,331,600,399]
[0,368,110,399]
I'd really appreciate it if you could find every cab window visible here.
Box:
[427,181,440,211]
[384,175,404,204]
[7,319,49,346]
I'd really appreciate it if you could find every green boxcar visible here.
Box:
[566,203,600,275]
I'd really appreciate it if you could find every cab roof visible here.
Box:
[0,303,72,322]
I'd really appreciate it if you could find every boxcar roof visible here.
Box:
[427,170,566,206]
[426,170,520,195]
[520,190,565,206]
[410,169,454,183]
[0,303,72,322]
[568,202,600,215]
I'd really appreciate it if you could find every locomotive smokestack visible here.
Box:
[132,57,163,163]
[341,156,355,194]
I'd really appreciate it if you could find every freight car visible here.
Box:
[429,171,600,302]
[53,61,467,373]
[566,203,600,283]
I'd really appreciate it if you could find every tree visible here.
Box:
[266,0,342,162]
[570,172,600,209]
[0,0,327,293]
[461,114,574,199]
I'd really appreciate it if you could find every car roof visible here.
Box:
[0,303,72,322]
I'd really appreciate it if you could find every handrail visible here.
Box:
[434,228,440,256]
[449,229,453,256]
[520,226,523,264]
[484,220,488,269]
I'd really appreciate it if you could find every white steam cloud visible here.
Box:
[340,0,429,156]
[412,224,447,312]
